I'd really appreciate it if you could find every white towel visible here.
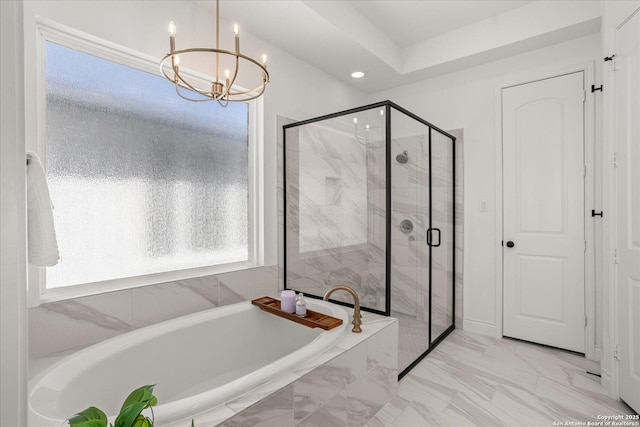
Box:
[26,151,60,267]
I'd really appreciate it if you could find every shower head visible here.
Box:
[396,151,408,164]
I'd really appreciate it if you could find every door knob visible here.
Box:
[506,241,515,248]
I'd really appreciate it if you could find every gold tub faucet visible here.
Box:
[323,285,362,333]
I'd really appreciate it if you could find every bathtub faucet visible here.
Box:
[323,285,362,333]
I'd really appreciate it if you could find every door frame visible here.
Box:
[494,61,598,361]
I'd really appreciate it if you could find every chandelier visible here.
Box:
[160,0,269,106]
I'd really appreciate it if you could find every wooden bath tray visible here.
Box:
[251,296,343,330]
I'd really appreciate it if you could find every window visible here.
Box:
[36,29,260,301]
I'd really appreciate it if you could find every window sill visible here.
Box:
[35,260,262,306]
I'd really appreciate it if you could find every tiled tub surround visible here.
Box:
[29,266,279,360]
[30,299,398,427]
[217,312,398,427]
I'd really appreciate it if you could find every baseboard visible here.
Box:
[462,318,496,337]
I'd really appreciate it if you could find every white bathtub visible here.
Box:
[29,298,349,426]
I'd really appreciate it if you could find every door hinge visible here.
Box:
[591,85,603,93]
[614,345,620,361]
[584,315,588,327]
[612,152,618,168]
[584,240,587,253]
[584,165,587,177]
[614,248,619,264]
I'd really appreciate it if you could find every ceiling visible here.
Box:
[347,1,532,47]
[209,0,602,93]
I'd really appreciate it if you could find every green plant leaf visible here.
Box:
[131,414,153,427]
[68,406,108,427]
[114,402,147,427]
[120,385,156,412]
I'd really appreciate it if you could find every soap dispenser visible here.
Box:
[295,293,307,317]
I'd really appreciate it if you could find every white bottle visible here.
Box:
[295,293,307,317]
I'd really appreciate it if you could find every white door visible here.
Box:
[502,72,586,353]
[615,7,640,413]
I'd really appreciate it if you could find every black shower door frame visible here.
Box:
[283,100,456,379]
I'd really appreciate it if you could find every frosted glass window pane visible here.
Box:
[44,42,249,289]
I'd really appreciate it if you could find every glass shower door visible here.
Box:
[429,129,455,343]
[390,108,430,373]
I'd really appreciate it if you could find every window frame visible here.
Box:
[29,18,264,306]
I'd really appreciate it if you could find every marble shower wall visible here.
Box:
[283,118,387,312]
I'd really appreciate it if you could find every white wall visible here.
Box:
[368,33,602,338]
[1,1,28,424]
[23,1,366,359]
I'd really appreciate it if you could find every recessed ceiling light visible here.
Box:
[351,71,365,79]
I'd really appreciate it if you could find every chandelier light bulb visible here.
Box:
[354,118,358,124]
[225,69,230,79]
[174,55,180,66]
[168,21,176,36]
[380,109,384,116]
[262,54,268,65]
[233,24,239,36]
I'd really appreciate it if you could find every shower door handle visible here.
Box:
[427,228,441,247]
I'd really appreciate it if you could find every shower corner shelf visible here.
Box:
[251,296,343,330]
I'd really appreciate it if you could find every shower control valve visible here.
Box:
[399,219,414,234]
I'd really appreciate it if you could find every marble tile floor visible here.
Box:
[367,330,637,427]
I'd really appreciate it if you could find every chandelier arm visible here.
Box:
[217,96,230,108]
[174,83,216,102]
[226,68,268,98]
[227,84,265,99]
[161,60,216,100]
[161,49,268,74]
[219,54,240,100]
[226,70,268,97]
[160,49,269,102]
[174,69,216,99]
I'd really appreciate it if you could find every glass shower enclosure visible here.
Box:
[283,101,455,377]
